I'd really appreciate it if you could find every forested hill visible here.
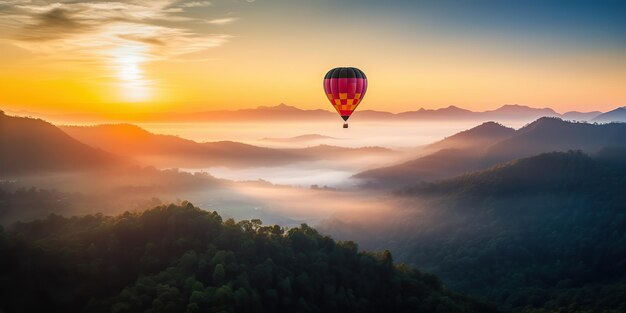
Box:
[385,150,626,311]
[0,112,121,175]
[402,149,626,198]
[0,203,497,313]
[355,118,626,187]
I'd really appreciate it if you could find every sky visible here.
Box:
[0,0,625,115]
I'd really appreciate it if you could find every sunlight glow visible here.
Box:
[110,43,152,102]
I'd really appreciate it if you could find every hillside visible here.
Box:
[354,148,485,186]
[328,151,626,312]
[355,118,626,187]
[0,112,120,175]
[260,134,339,143]
[592,107,626,123]
[353,122,516,186]
[424,121,515,153]
[61,124,393,168]
[0,203,497,313]
[61,124,304,168]
[403,150,626,196]
[561,111,602,121]
[485,117,626,163]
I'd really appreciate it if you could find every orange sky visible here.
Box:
[0,0,625,115]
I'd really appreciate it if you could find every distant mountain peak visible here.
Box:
[62,123,153,137]
[592,106,626,122]
[500,104,531,109]
[494,104,557,113]
[518,116,566,131]
[256,103,301,111]
[533,116,563,122]
[473,121,512,130]
[418,120,515,156]
[443,120,515,140]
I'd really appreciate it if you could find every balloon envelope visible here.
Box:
[323,67,367,123]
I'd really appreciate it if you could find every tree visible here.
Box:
[213,264,226,286]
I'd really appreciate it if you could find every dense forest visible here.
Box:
[329,150,626,312]
[0,187,85,225]
[0,202,497,313]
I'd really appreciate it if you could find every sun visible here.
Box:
[110,43,152,102]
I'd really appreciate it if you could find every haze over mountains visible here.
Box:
[421,121,516,153]
[0,112,121,175]
[485,117,626,162]
[60,124,303,168]
[5,103,617,124]
[355,117,626,186]
[5,108,625,189]
[260,134,340,143]
[592,107,626,123]
[0,111,397,175]
[60,124,394,169]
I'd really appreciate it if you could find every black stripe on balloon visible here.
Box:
[324,68,336,79]
[355,68,366,79]
[347,67,354,79]
[325,67,366,79]
[341,115,350,121]
[338,68,347,78]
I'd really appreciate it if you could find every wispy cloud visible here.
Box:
[0,0,236,59]
[207,17,239,25]
[180,1,212,8]
[0,0,239,100]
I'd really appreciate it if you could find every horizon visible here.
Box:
[1,102,617,120]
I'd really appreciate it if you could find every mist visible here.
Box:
[137,120,517,149]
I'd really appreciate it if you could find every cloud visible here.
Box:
[14,7,95,41]
[117,33,166,46]
[0,0,231,59]
[0,0,31,5]
[179,1,212,8]
[207,17,239,25]
[0,0,237,100]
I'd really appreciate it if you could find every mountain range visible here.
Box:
[1,112,395,174]
[0,112,121,175]
[355,117,626,186]
[592,106,626,123]
[4,104,614,123]
[60,124,394,169]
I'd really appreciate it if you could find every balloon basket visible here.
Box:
[343,123,348,128]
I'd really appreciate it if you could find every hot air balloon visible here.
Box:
[323,67,367,128]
